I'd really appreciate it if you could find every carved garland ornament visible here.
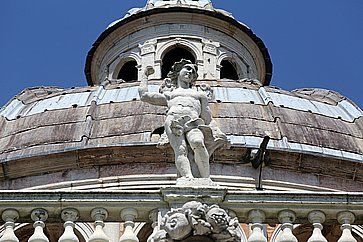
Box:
[148,201,241,242]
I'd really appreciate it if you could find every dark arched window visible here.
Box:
[117,60,138,82]
[220,59,239,80]
[161,47,195,78]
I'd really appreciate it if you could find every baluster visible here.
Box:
[337,211,357,242]
[0,209,19,242]
[58,209,79,242]
[119,208,139,242]
[28,209,49,242]
[147,210,161,242]
[277,210,298,242]
[247,210,267,242]
[88,208,110,242]
[307,210,327,242]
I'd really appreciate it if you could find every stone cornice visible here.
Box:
[0,189,362,224]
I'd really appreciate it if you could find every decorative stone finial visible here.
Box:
[61,208,79,222]
[0,209,20,242]
[120,208,139,242]
[247,210,267,242]
[277,210,298,242]
[31,209,49,222]
[307,211,327,242]
[337,211,355,225]
[59,209,80,242]
[29,209,50,242]
[337,211,357,242]
[88,208,110,242]
[1,209,19,223]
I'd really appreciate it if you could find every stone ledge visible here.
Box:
[0,190,362,224]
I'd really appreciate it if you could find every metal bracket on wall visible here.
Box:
[240,136,270,190]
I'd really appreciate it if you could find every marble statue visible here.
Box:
[147,201,241,242]
[139,59,230,179]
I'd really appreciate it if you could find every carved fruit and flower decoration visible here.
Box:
[148,201,241,242]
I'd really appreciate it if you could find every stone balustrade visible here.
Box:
[0,188,361,242]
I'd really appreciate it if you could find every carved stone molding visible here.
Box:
[161,187,227,206]
[139,39,157,56]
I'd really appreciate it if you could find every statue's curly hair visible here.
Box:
[167,59,198,87]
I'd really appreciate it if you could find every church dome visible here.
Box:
[0,78,362,191]
[0,0,363,242]
[0,0,361,193]
[1,2,363,242]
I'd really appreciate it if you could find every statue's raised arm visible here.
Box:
[139,59,230,182]
[138,67,167,106]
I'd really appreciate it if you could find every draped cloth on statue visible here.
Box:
[157,115,230,158]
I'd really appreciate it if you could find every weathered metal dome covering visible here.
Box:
[0,79,362,190]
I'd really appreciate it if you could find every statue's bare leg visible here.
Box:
[172,137,193,178]
[165,124,193,178]
[186,129,210,178]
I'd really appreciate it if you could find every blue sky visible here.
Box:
[0,0,362,107]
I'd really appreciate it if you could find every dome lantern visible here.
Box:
[146,0,214,9]
[85,0,272,86]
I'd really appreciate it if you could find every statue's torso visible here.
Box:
[166,88,203,120]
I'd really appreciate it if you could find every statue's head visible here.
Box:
[167,59,198,87]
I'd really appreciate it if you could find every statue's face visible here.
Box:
[178,64,197,84]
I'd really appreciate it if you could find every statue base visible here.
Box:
[176,177,218,187]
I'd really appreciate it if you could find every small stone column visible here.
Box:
[58,209,79,242]
[28,209,49,242]
[0,209,19,242]
[146,210,159,242]
[119,208,139,242]
[88,208,110,242]
[247,210,267,242]
[277,210,298,242]
[307,211,327,242]
[337,211,357,242]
